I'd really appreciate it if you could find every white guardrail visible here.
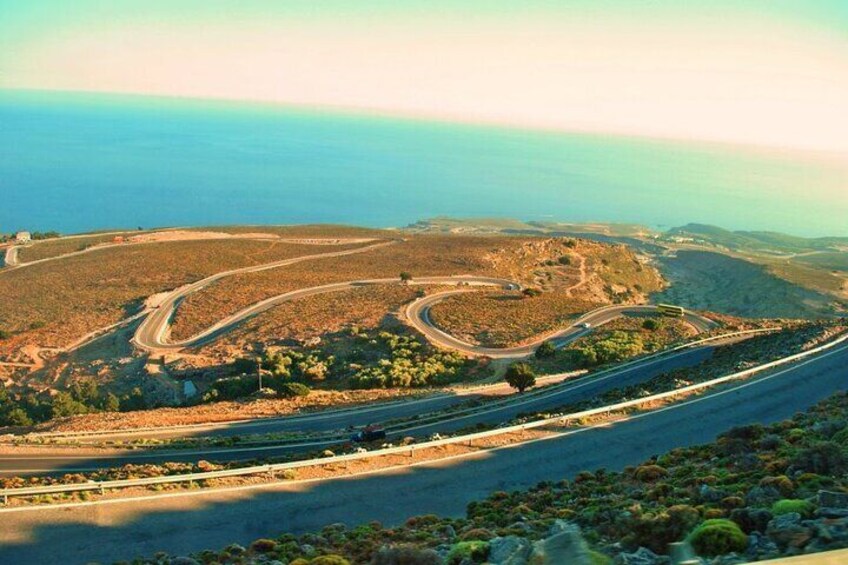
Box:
[5,327,844,503]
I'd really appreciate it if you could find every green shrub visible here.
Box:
[634,465,668,482]
[687,519,748,557]
[459,528,495,541]
[642,318,660,331]
[446,541,489,564]
[771,499,814,517]
[249,538,277,553]
[535,340,557,359]
[759,475,794,497]
[589,550,612,565]
[278,382,311,398]
[310,556,350,565]
[791,442,847,474]
[626,505,700,553]
[250,539,277,553]
[504,362,536,393]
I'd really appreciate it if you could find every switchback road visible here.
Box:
[1,341,845,564]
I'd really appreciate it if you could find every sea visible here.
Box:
[1,90,846,236]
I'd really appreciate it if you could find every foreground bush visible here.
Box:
[133,389,848,565]
[771,499,814,517]
[446,541,488,564]
[687,519,748,557]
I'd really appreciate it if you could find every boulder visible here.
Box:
[613,547,669,565]
[745,486,781,507]
[818,490,848,509]
[530,522,593,564]
[437,524,457,540]
[729,508,773,534]
[488,535,532,565]
[745,532,780,561]
[168,558,200,565]
[765,513,812,550]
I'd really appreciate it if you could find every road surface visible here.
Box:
[0,344,717,474]
[131,240,400,351]
[407,292,716,358]
[1,342,845,564]
[2,245,19,267]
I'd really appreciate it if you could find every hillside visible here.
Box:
[131,389,848,564]
[665,223,848,254]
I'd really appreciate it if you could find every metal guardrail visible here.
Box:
[5,326,834,504]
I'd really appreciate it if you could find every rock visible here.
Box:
[488,535,532,564]
[508,521,533,534]
[299,543,316,556]
[547,519,573,537]
[730,508,773,534]
[746,486,782,507]
[168,558,200,565]
[438,525,457,540]
[766,513,812,550]
[746,532,780,561]
[531,524,594,564]
[698,484,725,503]
[434,544,452,560]
[223,544,246,555]
[614,547,669,565]
[816,507,848,519]
[819,490,848,509]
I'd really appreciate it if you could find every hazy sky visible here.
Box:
[2,1,848,152]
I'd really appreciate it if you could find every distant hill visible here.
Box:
[665,223,848,254]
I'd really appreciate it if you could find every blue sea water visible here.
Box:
[1,90,845,236]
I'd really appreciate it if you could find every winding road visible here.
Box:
[130,238,715,356]
[0,341,721,474]
[1,245,19,267]
[1,340,846,564]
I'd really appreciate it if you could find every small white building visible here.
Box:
[14,231,31,243]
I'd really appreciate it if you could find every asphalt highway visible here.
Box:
[133,240,398,350]
[1,342,845,564]
[0,344,717,474]
[407,293,716,358]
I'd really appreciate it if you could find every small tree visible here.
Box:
[522,287,542,298]
[535,340,557,359]
[642,318,661,331]
[399,271,413,283]
[505,362,536,393]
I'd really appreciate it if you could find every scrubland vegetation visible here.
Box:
[14,231,137,262]
[0,239,366,360]
[211,328,479,401]
[130,390,848,564]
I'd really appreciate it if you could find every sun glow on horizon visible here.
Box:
[1,1,848,152]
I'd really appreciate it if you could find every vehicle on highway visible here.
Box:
[351,425,387,443]
[576,322,591,329]
[658,304,686,317]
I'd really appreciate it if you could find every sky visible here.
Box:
[1,1,848,152]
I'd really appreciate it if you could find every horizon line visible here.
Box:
[4,86,847,160]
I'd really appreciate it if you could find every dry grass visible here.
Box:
[38,387,429,432]
[169,235,511,340]
[427,239,665,347]
[195,285,428,358]
[16,233,134,263]
[0,239,368,360]
[171,235,664,343]
[428,291,601,347]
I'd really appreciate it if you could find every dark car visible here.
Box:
[351,425,387,443]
